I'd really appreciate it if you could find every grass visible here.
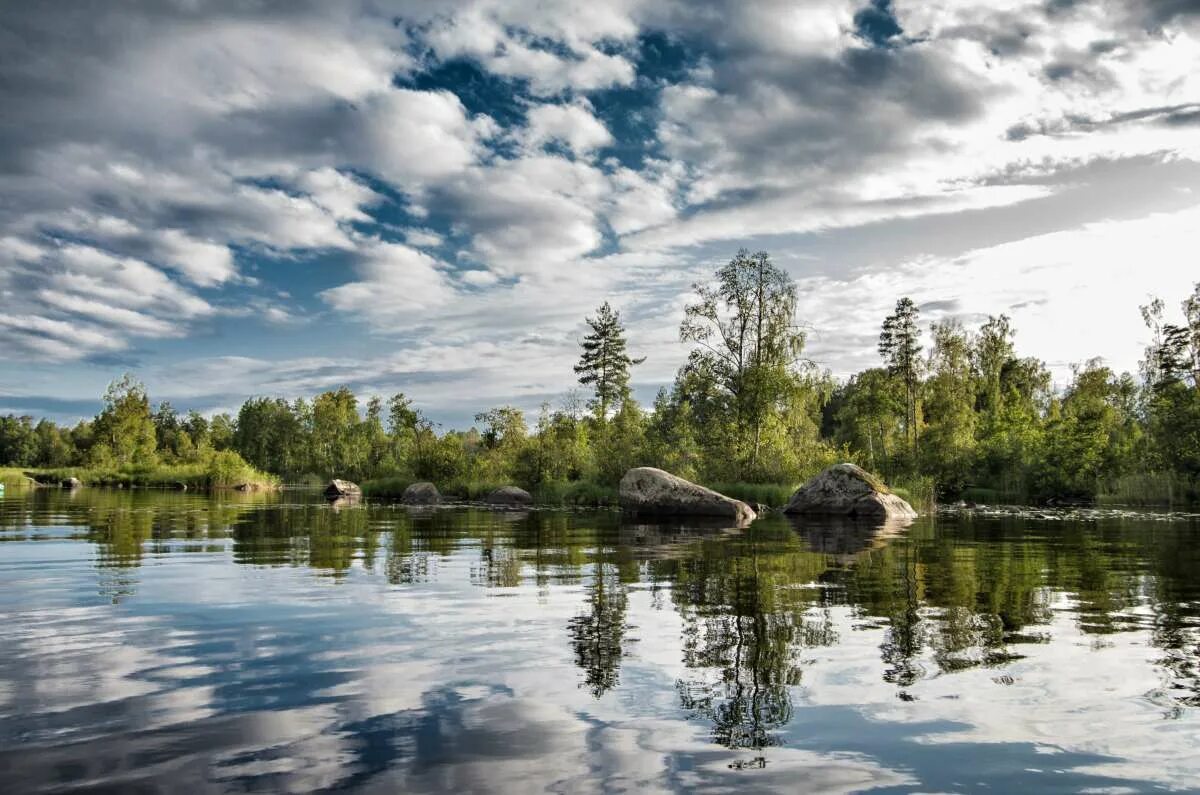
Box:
[891,476,937,514]
[704,481,796,508]
[1098,472,1200,507]
[0,467,40,488]
[14,453,278,492]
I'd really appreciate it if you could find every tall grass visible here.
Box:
[0,467,39,488]
[891,475,937,514]
[19,452,278,492]
[703,481,796,508]
[1098,472,1200,507]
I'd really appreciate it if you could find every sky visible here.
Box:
[1,0,1199,428]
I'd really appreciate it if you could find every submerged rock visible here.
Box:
[783,463,917,520]
[324,479,361,499]
[619,467,756,524]
[486,485,533,505]
[402,481,441,505]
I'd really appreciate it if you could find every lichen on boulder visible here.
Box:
[486,485,533,505]
[402,481,440,505]
[324,479,362,499]
[783,463,917,520]
[619,467,756,524]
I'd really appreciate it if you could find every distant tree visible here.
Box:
[831,369,904,478]
[310,388,364,478]
[680,250,809,474]
[922,320,976,495]
[574,302,644,421]
[475,406,527,450]
[152,401,194,462]
[92,374,157,467]
[878,298,923,463]
[972,314,1015,413]
[0,415,36,466]
[209,413,235,451]
[33,419,72,467]
[182,410,210,451]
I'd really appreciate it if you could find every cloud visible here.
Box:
[0,0,1198,418]
[319,241,458,321]
[521,101,614,155]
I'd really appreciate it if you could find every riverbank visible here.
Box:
[10,453,279,493]
[359,475,937,512]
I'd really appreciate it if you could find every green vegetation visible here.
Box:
[0,377,275,491]
[3,254,1198,506]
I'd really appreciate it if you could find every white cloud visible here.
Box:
[319,241,458,321]
[522,102,614,155]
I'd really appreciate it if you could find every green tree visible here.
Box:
[310,388,364,478]
[878,298,923,464]
[574,302,644,421]
[680,250,809,475]
[93,374,157,467]
[922,320,976,496]
[0,415,36,466]
[234,397,308,476]
[830,369,904,478]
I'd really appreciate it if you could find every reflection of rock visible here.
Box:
[619,467,756,524]
[486,486,533,505]
[324,479,361,499]
[329,495,361,511]
[617,518,744,558]
[784,464,916,520]
[402,481,440,505]
[785,515,907,561]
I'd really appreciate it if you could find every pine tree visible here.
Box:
[574,302,644,421]
[879,297,923,462]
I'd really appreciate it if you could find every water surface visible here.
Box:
[1,489,1199,793]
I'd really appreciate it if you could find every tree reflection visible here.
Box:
[568,556,630,697]
[662,521,832,748]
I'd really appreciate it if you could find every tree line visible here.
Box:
[3,250,1198,503]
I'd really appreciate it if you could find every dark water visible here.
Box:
[1,490,1199,793]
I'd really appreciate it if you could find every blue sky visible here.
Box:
[1,0,1199,428]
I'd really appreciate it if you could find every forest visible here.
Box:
[2,251,1199,505]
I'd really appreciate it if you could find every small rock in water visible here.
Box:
[324,479,361,498]
[486,485,533,505]
[618,467,756,523]
[402,481,440,505]
[783,463,917,520]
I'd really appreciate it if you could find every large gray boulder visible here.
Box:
[619,467,756,524]
[324,479,362,499]
[487,485,533,505]
[783,464,917,520]
[402,481,441,505]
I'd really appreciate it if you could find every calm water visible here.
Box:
[1,490,1199,793]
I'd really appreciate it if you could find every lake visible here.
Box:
[1,488,1198,793]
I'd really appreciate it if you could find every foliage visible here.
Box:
[676,249,825,481]
[3,262,1199,506]
[574,302,644,420]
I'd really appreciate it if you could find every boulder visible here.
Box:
[61,477,82,489]
[402,481,441,505]
[486,485,533,505]
[619,467,757,524]
[324,479,361,499]
[783,463,917,520]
